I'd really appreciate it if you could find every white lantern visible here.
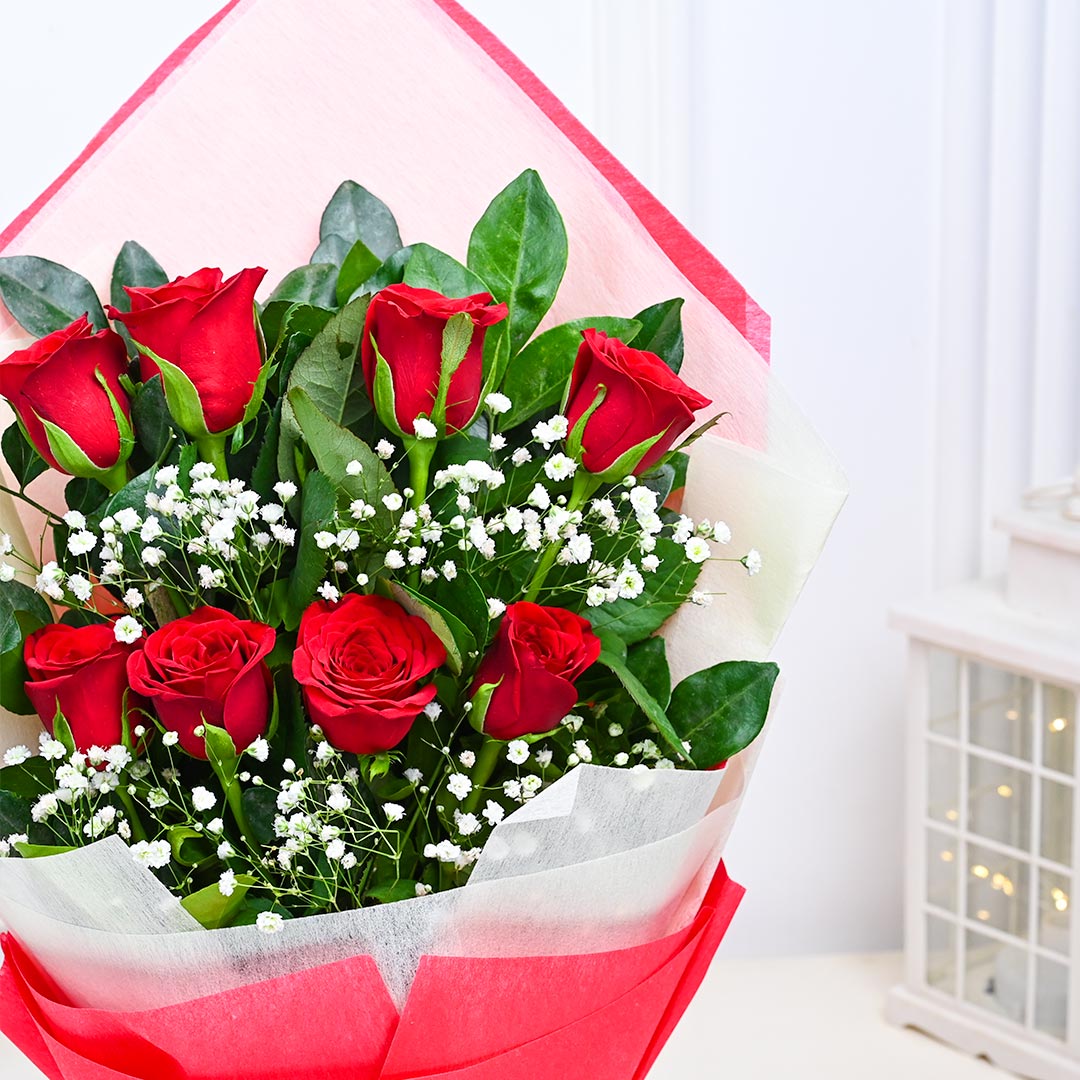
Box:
[888,497,1080,1079]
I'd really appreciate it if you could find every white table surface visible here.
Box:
[0,952,1007,1079]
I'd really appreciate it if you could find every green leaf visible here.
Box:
[404,244,489,298]
[0,789,31,837]
[0,579,51,654]
[1,422,47,488]
[139,348,211,438]
[130,376,173,463]
[261,302,335,359]
[309,234,351,268]
[110,242,168,311]
[632,298,685,373]
[242,786,278,846]
[319,180,403,262]
[38,417,109,481]
[0,256,106,336]
[429,570,490,651]
[638,461,676,506]
[367,878,419,904]
[361,246,412,296]
[467,169,567,354]
[668,661,779,768]
[0,758,54,800]
[498,317,640,430]
[587,524,703,644]
[168,825,214,866]
[626,636,672,711]
[15,843,74,859]
[181,874,257,929]
[250,403,282,500]
[266,264,338,309]
[284,297,370,425]
[336,240,381,307]
[0,602,48,714]
[286,470,337,626]
[385,580,472,676]
[287,387,396,531]
[596,647,689,762]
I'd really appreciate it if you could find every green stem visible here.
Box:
[225,777,251,841]
[195,434,229,482]
[0,484,63,525]
[405,438,436,588]
[463,736,503,814]
[522,471,599,603]
[99,461,129,494]
[116,786,148,843]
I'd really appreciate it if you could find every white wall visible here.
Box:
[1,1,1076,958]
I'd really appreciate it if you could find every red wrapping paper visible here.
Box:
[0,865,742,1080]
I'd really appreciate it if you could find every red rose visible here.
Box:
[293,594,447,755]
[565,328,711,476]
[361,284,508,433]
[24,623,145,753]
[127,608,275,759]
[107,267,267,436]
[0,316,132,481]
[472,602,601,740]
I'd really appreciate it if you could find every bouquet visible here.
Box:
[0,2,845,1076]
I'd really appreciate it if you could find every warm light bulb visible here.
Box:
[1002,880,1015,897]
[1056,897,1069,913]
[940,850,955,863]
[945,809,960,822]
[991,873,1006,890]
[976,909,991,921]
[996,784,1013,798]
[972,864,990,879]
[1049,717,1068,733]
[1051,887,1069,912]
[1006,709,1020,721]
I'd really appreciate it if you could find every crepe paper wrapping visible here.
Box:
[0,858,744,1080]
[0,0,847,733]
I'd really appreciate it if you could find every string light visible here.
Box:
[996,784,1014,798]
[1049,717,1068,733]
[972,864,990,879]
[976,909,991,921]
[945,809,960,822]
[940,850,955,863]
[1005,709,1020,721]
[1051,887,1069,913]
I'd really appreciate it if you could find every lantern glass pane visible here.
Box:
[1042,683,1076,776]
[966,841,1029,939]
[1038,868,1071,957]
[1034,957,1069,1041]
[1040,778,1073,868]
[964,929,1027,1024]
[927,742,960,827]
[927,648,960,738]
[968,661,1032,761]
[925,914,956,995]
[968,755,1031,850]
[926,829,958,910]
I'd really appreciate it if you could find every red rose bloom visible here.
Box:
[24,623,145,753]
[127,608,275,759]
[293,594,447,755]
[107,267,267,435]
[472,602,601,740]
[565,328,711,475]
[361,283,508,432]
[0,316,132,477]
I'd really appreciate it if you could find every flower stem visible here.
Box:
[195,434,229,481]
[522,471,598,603]
[116,785,148,843]
[463,736,503,814]
[225,777,251,841]
[99,461,129,494]
[405,438,436,588]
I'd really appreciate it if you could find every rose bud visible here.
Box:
[0,316,133,490]
[293,594,446,755]
[24,623,146,753]
[564,328,711,478]
[471,602,601,741]
[361,284,508,435]
[127,607,275,759]
[107,267,267,440]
